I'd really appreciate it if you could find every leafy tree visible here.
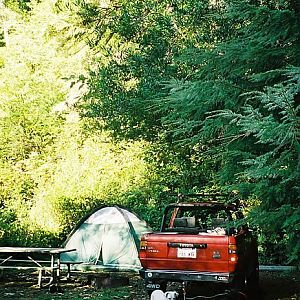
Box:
[0,0,169,245]
[77,0,300,263]
[68,0,220,140]
[0,0,88,245]
[157,0,299,142]
[217,68,300,265]
[1,0,299,265]
[153,1,300,264]
[29,127,152,235]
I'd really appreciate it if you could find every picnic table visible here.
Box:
[0,247,76,292]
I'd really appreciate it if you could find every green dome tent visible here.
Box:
[61,206,151,271]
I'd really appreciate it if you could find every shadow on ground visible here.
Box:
[171,272,299,300]
[0,270,299,299]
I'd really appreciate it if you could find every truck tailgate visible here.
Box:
[140,232,230,273]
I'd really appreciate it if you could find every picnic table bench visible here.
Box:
[0,247,77,292]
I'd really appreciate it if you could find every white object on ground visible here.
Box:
[150,290,167,300]
[165,291,179,299]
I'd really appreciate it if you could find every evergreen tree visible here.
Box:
[219,68,300,265]
[154,0,300,264]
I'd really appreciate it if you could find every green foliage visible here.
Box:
[4,0,31,12]
[222,69,300,265]
[0,1,86,246]
[28,129,151,235]
[155,0,300,143]
[0,0,299,266]
[146,1,300,264]
[119,141,220,229]
[76,0,219,140]
[71,0,226,228]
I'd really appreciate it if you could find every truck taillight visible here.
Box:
[228,244,238,263]
[140,240,148,250]
[228,244,237,254]
[230,256,237,262]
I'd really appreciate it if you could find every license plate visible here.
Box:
[177,248,197,258]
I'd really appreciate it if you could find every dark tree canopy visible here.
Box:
[0,0,299,265]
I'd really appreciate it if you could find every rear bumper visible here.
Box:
[140,268,234,284]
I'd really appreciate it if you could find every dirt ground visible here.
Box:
[0,270,299,300]
[258,271,299,300]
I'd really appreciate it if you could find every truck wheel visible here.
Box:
[233,261,259,291]
[232,273,246,291]
[246,264,259,289]
[245,264,260,299]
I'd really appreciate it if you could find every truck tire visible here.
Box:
[246,263,259,289]
[245,263,261,299]
[232,271,246,291]
[232,263,259,294]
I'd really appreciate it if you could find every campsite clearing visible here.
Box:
[0,270,299,299]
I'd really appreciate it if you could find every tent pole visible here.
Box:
[115,206,140,253]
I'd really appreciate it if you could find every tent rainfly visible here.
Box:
[61,206,151,271]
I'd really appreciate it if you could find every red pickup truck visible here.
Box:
[139,196,259,295]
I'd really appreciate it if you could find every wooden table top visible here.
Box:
[0,247,76,254]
